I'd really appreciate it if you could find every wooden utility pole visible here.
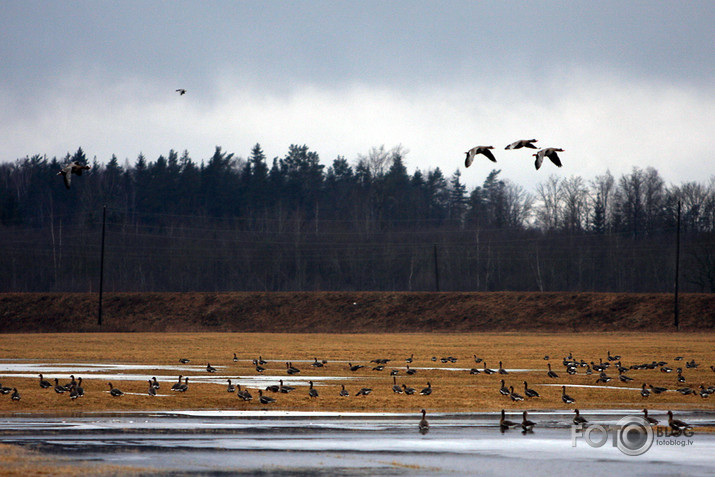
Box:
[433,244,440,292]
[98,205,106,327]
[674,200,681,331]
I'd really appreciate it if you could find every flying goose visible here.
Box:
[561,385,575,404]
[521,411,535,432]
[573,409,588,425]
[642,409,658,425]
[505,139,538,150]
[533,148,564,170]
[176,88,186,95]
[523,381,539,398]
[500,409,518,432]
[419,409,429,434]
[107,382,123,397]
[57,162,90,189]
[465,146,496,167]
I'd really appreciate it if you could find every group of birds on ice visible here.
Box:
[55,88,565,189]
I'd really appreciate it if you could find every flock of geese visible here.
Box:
[56,88,565,189]
[9,349,711,437]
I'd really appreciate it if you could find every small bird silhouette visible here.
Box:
[176,88,187,95]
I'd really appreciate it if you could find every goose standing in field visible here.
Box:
[233,353,238,362]
[258,356,267,365]
[356,387,372,396]
[308,381,319,398]
[676,386,695,395]
[650,384,667,394]
[499,379,510,396]
[312,357,324,368]
[348,362,364,372]
[667,410,692,435]
[483,362,495,375]
[523,381,540,398]
[402,384,416,395]
[226,379,235,393]
[392,376,403,394]
[533,148,564,170]
[618,370,633,382]
[11,388,20,401]
[57,161,90,189]
[76,378,84,397]
[473,355,483,364]
[279,380,295,393]
[419,409,429,434]
[39,374,52,389]
[406,365,416,375]
[287,362,300,374]
[339,384,349,397]
[54,378,66,394]
[107,382,123,396]
[641,383,651,398]
[206,363,216,373]
[643,409,659,425]
[1,382,17,394]
[500,409,518,432]
[509,386,524,402]
[505,139,538,150]
[69,384,79,400]
[677,369,686,383]
[561,385,575,404]
[420,382,432,396]
[178,377,189,392]
[498,361,509,375]
[465,146,497,167]
[573,409,588,425]
[406,354,414,364]
[237,385,252,401]
[521,411,536,433]
[254,360,265,372]
[179,358,190,364]
[547,363,559,378]
[148,380,157,396]
[171,376,184,391]
[258,389,276,404]
[151,377,160,390]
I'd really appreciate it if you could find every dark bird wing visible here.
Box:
[481,148,497,163]
[547,150,563,167]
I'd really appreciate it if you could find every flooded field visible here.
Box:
[1,410,714,476]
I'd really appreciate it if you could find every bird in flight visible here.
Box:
[533,148,564,170]
[57,161,90,189]
[505,139,538,150]
[464,146,496,168]
[176,88,187,95]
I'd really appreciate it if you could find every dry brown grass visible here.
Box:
[0,332,713,415]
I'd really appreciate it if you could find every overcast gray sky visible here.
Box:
[1,0,713,189]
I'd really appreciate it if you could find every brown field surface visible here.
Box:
[0,332,713,415]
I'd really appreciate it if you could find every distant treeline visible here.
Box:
[1,144,713,293]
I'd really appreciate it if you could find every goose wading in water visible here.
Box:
[500,409,518,432]
[521,411,536,433]
[419,409,429,434]
[573,409,588,425]
[643,409,658,425]
[505,139,538,150]
[465,146,496,167]
[533,148,564,170]
[57,161,90,189]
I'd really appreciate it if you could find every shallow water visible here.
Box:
[1,410,713,476]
